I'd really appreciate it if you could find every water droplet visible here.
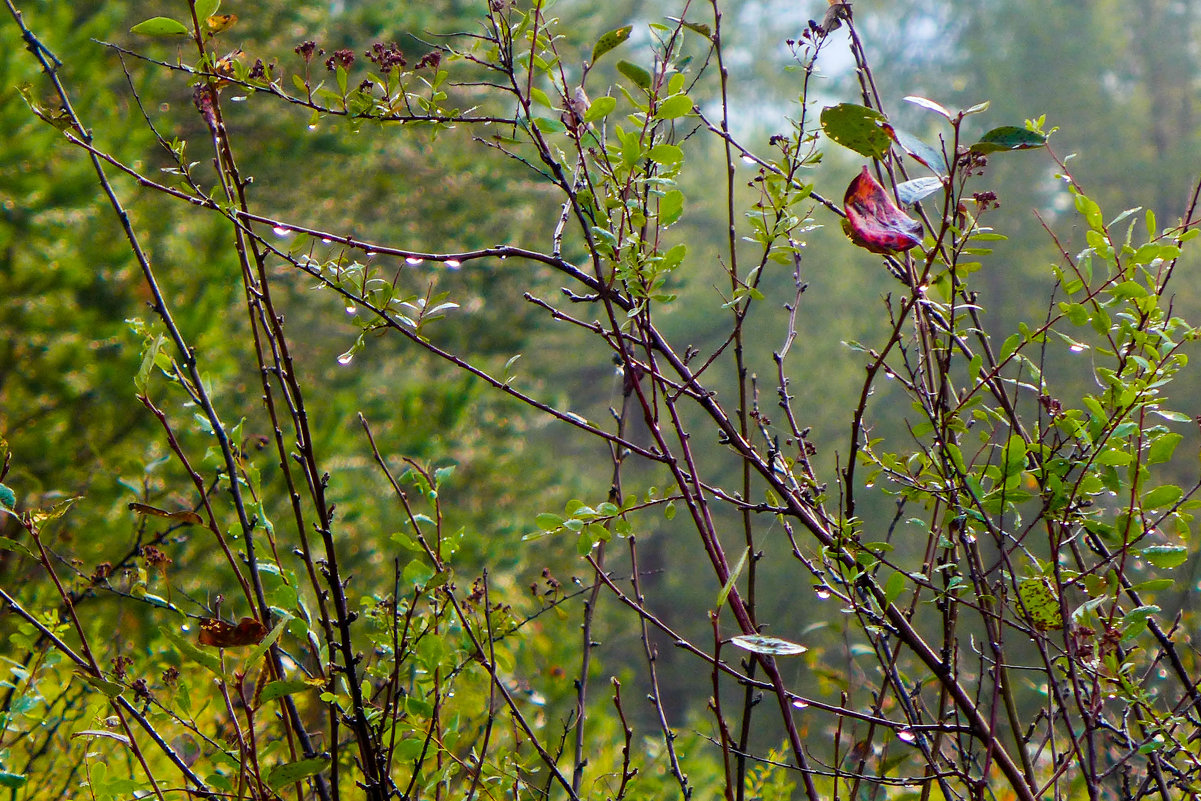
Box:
[273,226,292,237]
[231,95,247,102]
[307,123,318,131]
[1069,344,1086,353]
[321,237,333,244]
[791,698,809,709]
[337,352,354,365]
[445,259,462,269]
[814,586,831,600]
[364,250,375,258]
[896,729,916,743]
[741,155,757,165]
[345,305,357,315]
[406,257,424,265]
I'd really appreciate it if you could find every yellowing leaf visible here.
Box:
[1017,577,1063,631]
[205,13,237,35]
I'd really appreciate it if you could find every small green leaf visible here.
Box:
[1142,484,1183,510]
[130,16,190,36]
[1148,432,1182,465]
[533,116,567,133]
[728,634,807,656]
[535,513,564,531]
[242,618,288,672]
[655,94,692,119]
[265,757,330,791]
[647,143,683,165]
[0,484,14,510]
[195,0,221,19]
[260,679,319,705]
[890,127,948,175]
[659,189,684,225]
[821,103,891,159]
[0,773,27,790]
[76,672,125,698]
[163,627,224,676]
[895,177,943,205]
[584,95,617,122]
[664,500,676,520]
[969,126,1047,154]
[592,25,632,65]
[1141,544,1188,569]
[716,547,750,611]
[884,571,906,605]
[616,60,652,90]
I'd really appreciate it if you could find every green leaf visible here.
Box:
[1142,484,1183,510]
[532,116,566,133]
[195,0,221,19]
[260,679,319,705]
[242,618,288,672]
[265,757,330,791]
[163,627,224,677]
[592,25,632,65]
[1148,432,1182,465]
[659,189,684,225]
[884,571,907,605]
[655,94,693,119]
[647,143,683,165]
[895,177,943,205]
[76,672,125,698]
[130,16,190,36]
[970,126,1047,154]
[616,60,652,90]
[0,483,14,510]
[535,513,564,531]
[728,634,807,656]
[820,103,891,159]
[0,537,34,557]
[890,127,948,175]
[584,95,617,122]
[0,773,26,790]
[1141,544,1188,569]
[716,547,750,611]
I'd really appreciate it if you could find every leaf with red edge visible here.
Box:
[843,167,923,254]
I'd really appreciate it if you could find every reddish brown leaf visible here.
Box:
[842,166,923,254]
[198,617,267,648]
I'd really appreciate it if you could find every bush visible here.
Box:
[4,2,1201,799]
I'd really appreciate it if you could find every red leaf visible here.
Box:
[842,166,923,254]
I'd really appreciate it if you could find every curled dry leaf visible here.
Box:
[198,616,268,647]
[843,166,923,254]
